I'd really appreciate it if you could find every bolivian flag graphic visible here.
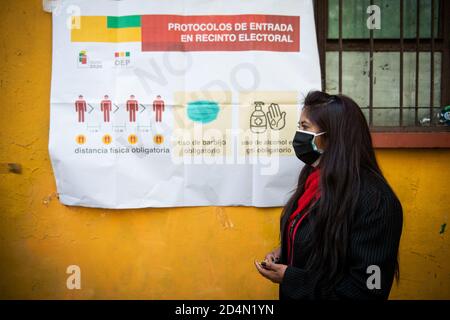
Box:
[71,15,142,43]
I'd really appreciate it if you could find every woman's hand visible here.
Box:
[254,260,287,284]
[264,247,281,263]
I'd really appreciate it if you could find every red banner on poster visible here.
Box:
[141,14,300,52]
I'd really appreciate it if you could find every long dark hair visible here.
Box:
[280,91,400,292]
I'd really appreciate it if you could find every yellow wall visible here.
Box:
[0,1,448,299]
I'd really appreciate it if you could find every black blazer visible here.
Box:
[279,167,403,300]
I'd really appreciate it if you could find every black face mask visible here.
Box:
[292,130,326,165]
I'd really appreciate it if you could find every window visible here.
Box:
[314,0,450,147]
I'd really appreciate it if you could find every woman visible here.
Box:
[254,91,403,300]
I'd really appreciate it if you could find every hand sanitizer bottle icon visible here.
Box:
[250,101,267,133]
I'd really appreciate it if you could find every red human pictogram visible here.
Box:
[153,95,165,122]
[75,95,87,122]
[126,94,138,122]
[101,94,112,122]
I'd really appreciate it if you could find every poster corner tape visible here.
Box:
[43,0,62,13]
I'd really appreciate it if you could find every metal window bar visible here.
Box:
[338,0,343,94]
[369,0,374,126]
[442,0,450,111]
[313,0,327,91]
[327,39,443,51]
[415,0,420,126]
[400,0,404,126]
[430,0,435,124]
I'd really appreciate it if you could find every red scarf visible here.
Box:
[286,167,321,265]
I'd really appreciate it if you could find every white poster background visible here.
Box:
[49,0,321,208]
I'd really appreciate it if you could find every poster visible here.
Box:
[48,0,321,208]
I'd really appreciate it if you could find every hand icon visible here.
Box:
[267,103,286,130]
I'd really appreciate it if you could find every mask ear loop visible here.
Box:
[296,129,316,134]
[312,131,326,153]
[296,129,326,136]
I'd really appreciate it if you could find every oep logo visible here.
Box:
[115,51,131,68]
